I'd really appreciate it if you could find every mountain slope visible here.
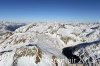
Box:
[0,22,100,66]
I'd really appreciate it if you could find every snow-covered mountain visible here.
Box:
[0,22,25,44]
[0,22,100,66]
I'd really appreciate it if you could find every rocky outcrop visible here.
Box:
[0,22,100,66]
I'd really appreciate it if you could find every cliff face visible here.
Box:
[0,22,100,66]
[74,40,100,64]
[62,40,100,65]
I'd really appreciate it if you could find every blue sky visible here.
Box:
[0,0,100,22]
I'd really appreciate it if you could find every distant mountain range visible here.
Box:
[0,22,100,66]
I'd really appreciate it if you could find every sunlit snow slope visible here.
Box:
[0,22,100,66]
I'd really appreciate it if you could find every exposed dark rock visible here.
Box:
[86,31,95,37]
[90,26,99,29]
[0,50,13,55]
[5,24,25,31]
[26,44,37,46]
[62,39,100,64]
[62,47,80,63]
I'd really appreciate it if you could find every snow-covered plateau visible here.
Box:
[0,22,100,66]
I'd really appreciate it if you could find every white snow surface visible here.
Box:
[0,22,100,66]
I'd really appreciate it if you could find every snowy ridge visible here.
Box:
[73,40,100,64]
[0,22,100,66]
[0,22,25,44]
